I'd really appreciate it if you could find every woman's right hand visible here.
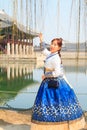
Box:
[39,33,43,43]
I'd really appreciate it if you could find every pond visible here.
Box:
[0,59,87,111]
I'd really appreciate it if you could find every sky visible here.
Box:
[0,0,86,45]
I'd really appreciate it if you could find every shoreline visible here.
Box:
[0,109,87,129]
[36,51,87,60]
[0,52,87,62]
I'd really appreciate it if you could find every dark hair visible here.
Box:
[51,38,63,63]
[51,38,62,47]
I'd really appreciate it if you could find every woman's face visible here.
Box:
[50,40,61,53]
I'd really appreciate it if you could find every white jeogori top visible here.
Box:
[41,42,73,88]
[41,43,64,77]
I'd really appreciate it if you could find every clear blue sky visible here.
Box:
[0,0,86,45]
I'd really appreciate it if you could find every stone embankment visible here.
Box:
[36,51,87,61]
[0,109,87,130]
[0,51,87,62]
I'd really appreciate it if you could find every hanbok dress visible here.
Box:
[31,42,85,130]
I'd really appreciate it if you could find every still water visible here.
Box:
[0,59,87,111]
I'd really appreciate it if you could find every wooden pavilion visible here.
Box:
[0,10,38,59]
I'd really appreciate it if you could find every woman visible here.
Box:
[31,33,85,130]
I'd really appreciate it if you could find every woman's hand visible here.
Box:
[42,74,46,80]
[39,33,43,43]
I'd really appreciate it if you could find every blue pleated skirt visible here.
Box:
[31,76,84,124]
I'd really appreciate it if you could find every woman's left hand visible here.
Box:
[42,75,46,80]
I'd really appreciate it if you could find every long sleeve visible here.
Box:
[40,42,50,56]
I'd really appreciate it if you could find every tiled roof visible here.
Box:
[0,10,39,37]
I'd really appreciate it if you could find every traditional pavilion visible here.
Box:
[0,10,38,59]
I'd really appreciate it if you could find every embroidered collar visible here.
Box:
[45,52,58,61]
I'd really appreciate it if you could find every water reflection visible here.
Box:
[0,63,36,80]
[62,59,87,111]
[0,59,87,111]
[0,62,37,109]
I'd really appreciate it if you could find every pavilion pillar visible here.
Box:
[26,44,29,55]
[15,43,18,55]
[7,42,10,55]
[28,45,30,55]
[23,44,26,55]
[29,46,32,54]
[31,46,34,54]
[12,43,14,55]
[19,44,22,56]
[29,46,33,54]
